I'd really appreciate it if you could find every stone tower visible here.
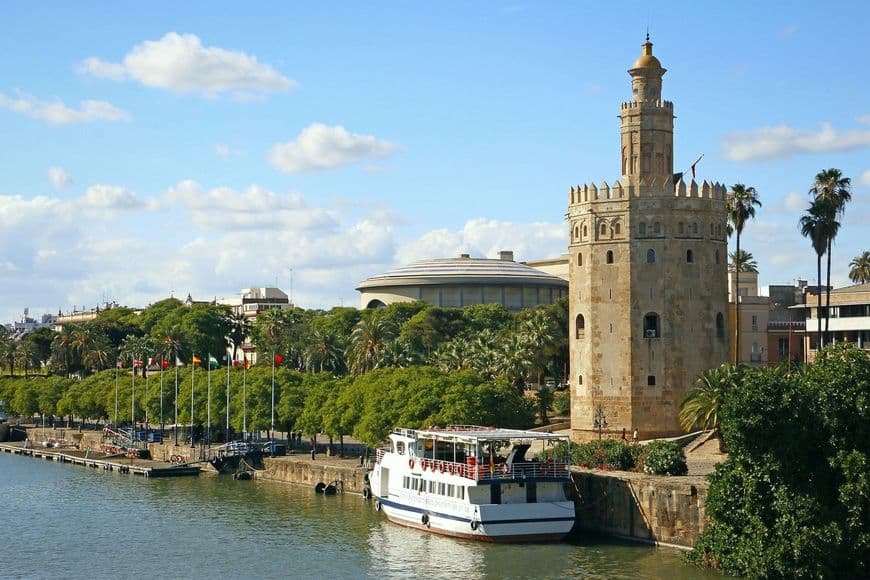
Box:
[567,38,729,440]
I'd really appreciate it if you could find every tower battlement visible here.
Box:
[620,99,673,112]
[568,178,727,204]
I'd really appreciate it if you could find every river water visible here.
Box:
[0,453,719,579]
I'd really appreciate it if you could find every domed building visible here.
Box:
[357,251,568,310]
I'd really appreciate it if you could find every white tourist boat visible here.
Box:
[368,425,575,542]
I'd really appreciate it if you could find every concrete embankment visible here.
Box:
[570,468,707,549]
[255,455,370,494]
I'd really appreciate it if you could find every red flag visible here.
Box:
[193,355,202,366]
[161,359,170,369]
[274,354,283,365]
[244,356,250,370]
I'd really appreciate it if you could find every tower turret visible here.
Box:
[620,36,674,185]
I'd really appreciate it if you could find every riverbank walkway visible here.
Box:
[0,441,200,477]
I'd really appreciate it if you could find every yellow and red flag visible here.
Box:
[192,355,202,366]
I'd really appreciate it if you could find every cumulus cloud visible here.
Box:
[859,169,870,186]
[215,143,243,159]
[0,92,130,124]
[79,32,294,97]
[783,191,806,213]
[397,218,566,264]
[81,185,144,210]
[268,123,398,174]
[722,122,870,161]
[48,167,72,190]
[164,180,339,231]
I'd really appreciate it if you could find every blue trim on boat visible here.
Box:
[378,497,575,525]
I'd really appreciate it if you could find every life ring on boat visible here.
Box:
[408,458,415,469]
[421,459,429,471]
[439,461,446,473]
[421,513,430,528]
[501,463,510,475]
[375,500,382,512]
[470,520,479,531]
[447,464,454,475]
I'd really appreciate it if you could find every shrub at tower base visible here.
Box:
[688,344,870,577]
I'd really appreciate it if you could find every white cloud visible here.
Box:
[783,191,806,213]
[397,218,566,264]
[81,185,144,210]
[781,24,798,37]
[859,169,870,186]
[48,167,72,190]
[79,32,294,97]
[0,92,130,124]
[268,123,398,174]
[856,114,870,124]
[164,180,338,231]
[722,122,870,161]
[215,143,243,159]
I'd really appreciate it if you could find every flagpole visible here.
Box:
[271,351,275,456]
[225,345,231,442]
[131,359,136,433]
[174,360,179,446]
[207,353,212,447]
[114,357,119,426]
[159,359,164,434]
[190,356,195,447]
[242,355,247,439]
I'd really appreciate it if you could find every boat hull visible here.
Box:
[374,494,575,543]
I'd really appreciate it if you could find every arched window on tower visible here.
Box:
[600,223,607,237]
[693,222,699,235]
[646,249,656,263]
[678,222,685,235]
[639,223,647,236]
[577,253,583,266]
[654,222,662,235]
[614,223,621,235]
[686,249,694,263]
[716,312,725,339]
[715,249,720,264]
[583,225,588,238]
[643,313,661,338]
[574,226,579,240]
[575,314,586,339]
[606,250,614,264]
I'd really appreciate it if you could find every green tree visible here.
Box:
[304,329,344,373]
[809,168,851,345]
[679,364,743,451]
[226,311,251,363]
[726,183,761,364]
[346,316,398,375]
[689,345,870,577]
[800,198,837,349]
[848,250,870,284]
[24,327,55,372]
[727,249,757,273]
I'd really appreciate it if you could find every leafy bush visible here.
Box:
[552,391,570,417]
[573,439,636,471]
[640,440,687,475]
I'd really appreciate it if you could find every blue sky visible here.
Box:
[1,1,868,323]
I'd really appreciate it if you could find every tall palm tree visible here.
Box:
[809,168,852,344]
[15,341,37,378]
[848,251,870,284]
[679,364,744,451]
[2,339,19,377]
[728,249,758,273]
[346,317,397,375]
[226,312,251,364]
[800,200,834,350]
[51,327,76,377]
[304,329,344,373]
[726,184,762,364]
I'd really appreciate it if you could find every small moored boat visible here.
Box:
[368,425,575,542]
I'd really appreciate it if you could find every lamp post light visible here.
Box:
[593,405,608,440]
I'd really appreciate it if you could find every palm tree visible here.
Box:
[800,200,834,351]
[15,341,37,378]
[51,327,76,377]
[726,184,762,364]
[226,312,251,364]
[346,317,397,375]
[728,249,758,273]
[809,168,852,344]
[496,334,535,388]
[679,364,744,451]
[848,251,870,284]
[2,339,19,377]
[304,329,343,373]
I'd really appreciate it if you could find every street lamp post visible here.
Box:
[593,405,608,440]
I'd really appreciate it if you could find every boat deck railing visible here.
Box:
[376,449,569,481]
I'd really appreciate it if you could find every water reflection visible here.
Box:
[0,454,718,579]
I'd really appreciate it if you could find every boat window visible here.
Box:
[458,486,465,500]
[396,441,405,455]
[403,476,409,489]
[447,484,455,497]
[428,480,436,493]
[439,482,446,495]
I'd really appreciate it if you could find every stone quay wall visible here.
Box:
[255,456,370,494]
[571,468,707,548]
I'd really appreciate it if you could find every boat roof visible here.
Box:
[391,425,569,443]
